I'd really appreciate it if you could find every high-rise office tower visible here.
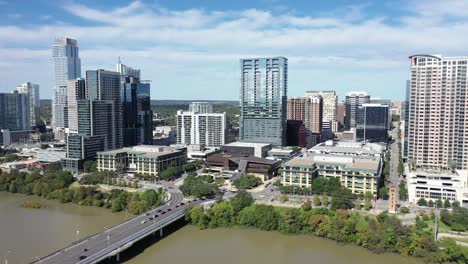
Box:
[239,57,287,146]
[336,101,345,128]
[52,38,81,140]
[67,78,86,133]
[287,97,322,133]
[408,55,468,170]
[16,82,39,127]
[86,69,123,150]
[305,91,337,139]
[176,103,226,147]
[345,91,370,129]
[118,60,152,146]
[0,91,29,131]
[356,103,389,143]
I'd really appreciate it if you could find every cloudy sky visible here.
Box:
[1,0,468,101]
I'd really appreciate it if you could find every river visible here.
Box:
[0,192,423,264]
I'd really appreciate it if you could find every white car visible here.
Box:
[141,220,146,224]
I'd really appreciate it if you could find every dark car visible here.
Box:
[180,202,185,206]
[161,211,166,215]
[84,248,88,252]
[79,255,87,260]
[157,209,162,213]
[149,217,154,220]
[167,208,172,212]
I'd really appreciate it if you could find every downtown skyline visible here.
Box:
[2,0,468,101]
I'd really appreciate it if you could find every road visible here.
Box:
[388,123,401,190]
[35,182,186,264]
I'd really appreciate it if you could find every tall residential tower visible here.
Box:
[239,57,288,146]
[408,55,468,170]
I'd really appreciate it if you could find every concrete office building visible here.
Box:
[345,91,370,129]
[0,91,30,131]
[52,38,81,140]
[406,169,468,206]
[356,103,389,143]
[97,145,186,178]
[239,57,287,146]
[305,91,338,135]
[176,107,226,147]
[67,78,86,133]
[16,82,40,127]
[117,60,141,79]
[408,55,468,170]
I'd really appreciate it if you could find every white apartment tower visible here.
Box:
[52,37,81,140]
[408,54,468,170]
[176,103,226,147]
[16,82,40,127]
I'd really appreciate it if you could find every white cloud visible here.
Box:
[1,0,468,100]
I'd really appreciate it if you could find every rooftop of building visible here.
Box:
[208,152,279,165]
[284,157,316,167]
[308,140,385,155]
[223,142,271,148]
[97,145,183,157]
[285,154,380,172]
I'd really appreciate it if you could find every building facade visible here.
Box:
[345,91,370,129]
[305,91,338,136]
[336,101,345,129]
[239,57,287,146]
[52,38,81,139]
[407,55,468,170]
[189,102,213,114]
[97,145,186,177]
[356,103,389,143]
[67,78,86,133]
[0,91,30,131]
[176,108,226,147]
[16,82,40,127]
[121,76,153,146]
[407,169,468,206]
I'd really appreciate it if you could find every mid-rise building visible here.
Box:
[408,55,468,170]
[16,82,40,127]
[345,91,370,129]
[305,91,338,135]
[239,57,287,146]
[356,103,389,143]
[52,38,81,140]
[0,91,30,131]
[97,145,186,178]
[407,169,468,206]
[283,141,384,195]
[176,106,226,147]
[67,78,86,133]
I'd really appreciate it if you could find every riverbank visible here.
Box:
[186,191,468,263]
[0,192,126,263]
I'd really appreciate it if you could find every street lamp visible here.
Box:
[76,224,80,242]
[104,227,110,248]
[4,250,11,264]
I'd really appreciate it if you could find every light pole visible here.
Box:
[4,250,11,264]
[104,227,110,248]
[76,224,80,242]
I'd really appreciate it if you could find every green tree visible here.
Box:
[302,198,312,211]
[379,187,389,199]
[400,206,410,215]
[230,190,254,214]
[233,174,262,189]
[428,200,434,207]
[436,199,443,208]
[279,194,289,202]
[160,167,177,180]
[444,199,451,208]
[313,194,321,206]
[417,198,427,207]
[364,199,372,211]
[83,160,97,173]
[322,196,329,207]
[398,180,408,200]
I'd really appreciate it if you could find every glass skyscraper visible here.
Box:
[356,103,389,143]
[239,57,288,146]
[52,38,81,139]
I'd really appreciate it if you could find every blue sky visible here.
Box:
[1,0,468,101]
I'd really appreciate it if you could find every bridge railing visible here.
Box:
[79,209,187,264]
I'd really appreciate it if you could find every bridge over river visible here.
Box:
[32,188,209,264]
